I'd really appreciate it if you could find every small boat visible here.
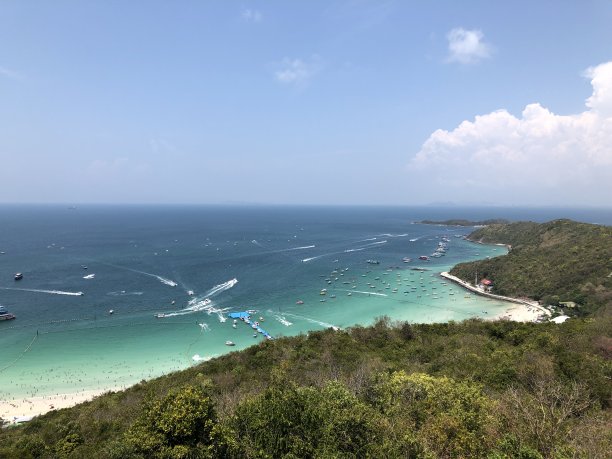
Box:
[418,256,429,261]
[296,300,304,305]
[14,273,23,281]
[108,309,114,315]
[82,265,88,270]
[155,313,167,318]
[232,323,237,328]
[366,260,380,265]
[225,341,235,346]
[402,257,412,263]
[253,333,257,338]
[0,305,16,321]
[187,290,195,296]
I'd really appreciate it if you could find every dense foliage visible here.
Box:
[1,317,610,458]
[450,219,612,316]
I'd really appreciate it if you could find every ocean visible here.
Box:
[1,205,610,401]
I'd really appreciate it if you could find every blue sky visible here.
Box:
[1,1,612,206]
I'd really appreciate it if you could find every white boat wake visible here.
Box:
[107,291,143,296]
[301,255,325,262]
[281,245,316,251]
[344,247,367,253]
[0,287,84,296]
[203,278,238,298]
[344,240,388,253]
[282,312,340,331]
[354,237,378,243]
[273,315,293,326]
[158,278,237,319]
[105,263,178,287]
[337,289,388,297]
[155,275,178,287]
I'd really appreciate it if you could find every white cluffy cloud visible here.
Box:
[411,62,612,206]
[241,8,263,23]
[446,28,491,64]
[275,56,321,85]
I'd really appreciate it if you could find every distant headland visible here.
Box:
[418,218,510,226]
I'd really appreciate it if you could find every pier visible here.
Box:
[228,312,273,340]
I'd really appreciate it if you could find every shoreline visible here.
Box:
[1,387,121,424]
[440,272,551,322]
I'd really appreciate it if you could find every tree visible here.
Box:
[125,385,228,458]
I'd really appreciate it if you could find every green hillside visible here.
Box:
[1,318,610,458]
[450,219,612,316]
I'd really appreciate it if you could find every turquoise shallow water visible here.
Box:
[1,205,609,400]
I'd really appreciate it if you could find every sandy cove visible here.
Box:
[440,272,551,322]
[2,274,550,424]
[1,387,121,424]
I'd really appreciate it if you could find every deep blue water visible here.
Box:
[0,205,610,399]
[1,204,610,328]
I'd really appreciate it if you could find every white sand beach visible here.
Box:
[1,387,120,424]
[440,272,551,322]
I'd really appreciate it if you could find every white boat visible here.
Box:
[225,340,235,346]
[187,290,194,296]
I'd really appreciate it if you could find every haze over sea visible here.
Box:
[1,205,610,403]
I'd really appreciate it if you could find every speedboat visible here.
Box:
[14,273,23,281]
[225,340,235,346]
[296,300,304,305]
[0,305,16,321]
[187,290,194,296]
[402,257,411,263]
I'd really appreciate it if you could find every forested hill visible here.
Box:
[1,318,611,458]
[450,219,612,316]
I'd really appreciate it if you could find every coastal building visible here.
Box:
[479,279,493,292]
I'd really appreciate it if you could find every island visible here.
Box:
[418,218,510,226]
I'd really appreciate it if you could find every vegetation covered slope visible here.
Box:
[450,219,612,316]
[1,318,610,458]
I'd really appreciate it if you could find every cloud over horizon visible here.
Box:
[412,61,612,206]
[446,28,492,64]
